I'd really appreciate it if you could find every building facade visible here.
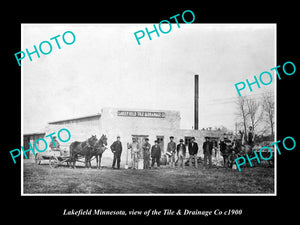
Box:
[40,107,224,167]
[23,132,46,159]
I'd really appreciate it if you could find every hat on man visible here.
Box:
[154,140,158,143]
[170,136,174,139]
[145,138,149,141]
[179,139,184,142]
[117,135,120,138]
[191,137,195,140]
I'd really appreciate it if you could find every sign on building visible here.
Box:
[117,110,166,118]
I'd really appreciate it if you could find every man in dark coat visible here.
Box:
[247,126,255,150]
[203,137,213,168]
[219,137,228,168]
[151,140,161,168]
[188,137,198,168]
[177,139,186,169]
[110,136,122,169]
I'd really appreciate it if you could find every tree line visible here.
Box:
[235,91,274,141]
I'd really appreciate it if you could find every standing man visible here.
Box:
[177,139,186,169]
[166,136,176,168]
[219,137,230,168]
[188,137,198,168]
[203,137,213,169]
[128,137,140,169]
[229,150,238,169]
[151,140,161,168]
[247,126,255,150]
[110,136,122,169]
[142,138,151,169]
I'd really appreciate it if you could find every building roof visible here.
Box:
[23,132,45,136]
[48,113,101,125]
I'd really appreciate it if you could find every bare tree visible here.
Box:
[235,96,248,142]
[245,97,263,133]
[262,92,275,138]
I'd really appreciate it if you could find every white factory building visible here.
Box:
[32,107,224,167]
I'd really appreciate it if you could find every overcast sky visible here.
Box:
[22,24,275,133]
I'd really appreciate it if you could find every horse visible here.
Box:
[220,141,233,168]
[234,130,256,167]
[91,134,108,169]
[69,135,98,169]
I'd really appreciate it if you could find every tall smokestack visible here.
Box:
[194,74,199,130]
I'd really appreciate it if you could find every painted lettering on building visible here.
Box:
[117,110,166,118]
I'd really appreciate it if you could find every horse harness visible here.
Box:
[80,140,92,151]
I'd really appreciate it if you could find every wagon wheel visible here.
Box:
[60,157,70,167]
[35,153,41,165]
[49,157,59,168]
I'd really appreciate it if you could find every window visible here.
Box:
[156,136,164,152]
[132,135,149,145]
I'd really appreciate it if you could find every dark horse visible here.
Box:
[220,139,233,168]
[69,135,98,168]
[90,134,108,169]
[231,131,255,168]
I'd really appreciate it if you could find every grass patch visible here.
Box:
[23,162,274,194]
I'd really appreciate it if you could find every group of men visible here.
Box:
[110,137,163,170]
[48,128,255,170]
[219,126,256,168]
[109,135,214,169]
[129,137,162,169]
[165,136,213,169]
[48,126,255,170]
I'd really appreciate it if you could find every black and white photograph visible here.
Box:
[21,24,276,195]
[4,4,298,224]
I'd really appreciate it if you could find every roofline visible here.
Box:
[24,132,46,136]
[102,107,181,114]
[48,113,101,124]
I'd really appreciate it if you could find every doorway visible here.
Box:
[156,136,164,152]
[132,135,149,147]
[23,136,31,159]
[184,136,193,146]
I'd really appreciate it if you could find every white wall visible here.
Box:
[42,108,223,168]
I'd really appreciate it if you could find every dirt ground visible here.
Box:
[23,159,274,194]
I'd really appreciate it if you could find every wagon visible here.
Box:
[35,148,85,168]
